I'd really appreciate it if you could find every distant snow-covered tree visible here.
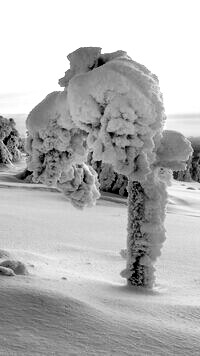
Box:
[173,136,200,183]
[0,116,22,164]
[25,47,192,288]
[188,137,200,182]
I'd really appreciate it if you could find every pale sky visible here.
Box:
[0,0,200,115]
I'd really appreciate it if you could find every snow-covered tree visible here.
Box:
[174,136,200,183]
[26,47,192,288]
[0,116,21,164]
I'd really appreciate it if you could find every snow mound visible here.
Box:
[0,249,28,276]
[0,259,28,275]
[0,266,15,276]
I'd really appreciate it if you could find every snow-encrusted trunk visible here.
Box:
[122,172,167,288]
[126,180,147,287]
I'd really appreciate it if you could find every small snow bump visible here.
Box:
[0,260,28,275]
[0,266,15,276]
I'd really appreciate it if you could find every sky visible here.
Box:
[0,0,200,115]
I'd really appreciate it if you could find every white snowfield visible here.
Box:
[0,163,200,355]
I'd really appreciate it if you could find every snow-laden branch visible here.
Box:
[26,91,99,207]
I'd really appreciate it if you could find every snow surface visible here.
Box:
[0,164,200,355]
